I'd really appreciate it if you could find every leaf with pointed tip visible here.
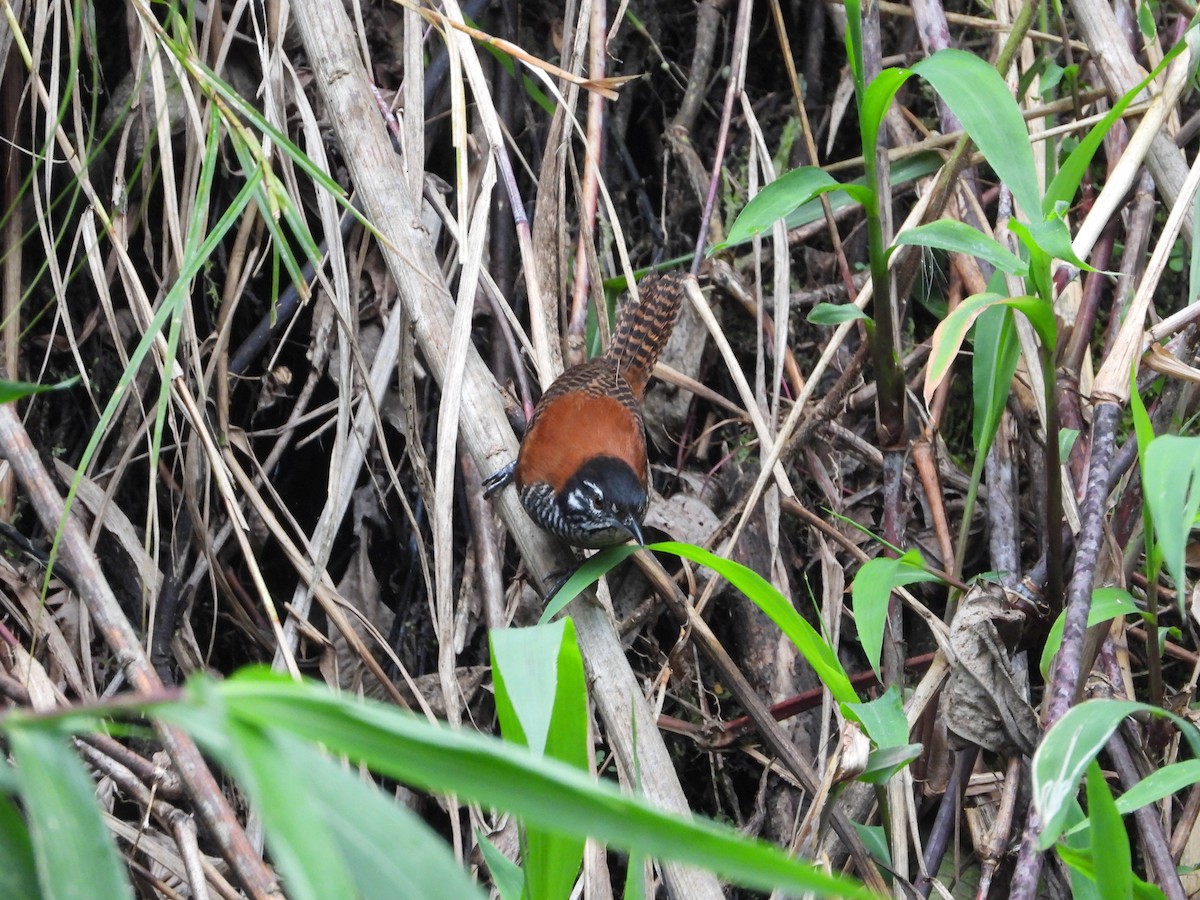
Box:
[890,219,1027,275]
[912,49,1040,218]
[10,728,133,900]
[717,167,872,251]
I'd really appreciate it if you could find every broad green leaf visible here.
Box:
[1129,372,1165,581]
[478,835,525,900]
[842,685,908,748]
[1056,802,1106,900]
[891,219,1027,275]
[778,153,943,234]
[1137,0,1157,38]
[971,303,1020,457]
[0,793,40,898]
[1142,435,1200,591]
[1056,843,1165,900]
[808,303,869,325]
[10,728,133,900]
[624,854,647,900]
[850,550,944,677]
[913,49,1040,218]
[856,744,924,785]
[650,542,858,704]
[926,293,1045,403]
[1040,588,1138,678]
[719,167,873,250]
[298,734,485,900]
[492,621,588,765]
[1013,217,1095,276]
[861,68,915,169]
[1066,760,1200,838]
[539,545,640,623]
[1059,428,1081,459]
[1045,40,1187,215]
[1038,61,1067,97]
[843,0,865,92]
[851,822,890,868]
[927,292,1007,404]
[178,672,874,898]
[0,376,80,405]
[1084,761,1133,900]
[1033,699,1200,849]
[227,720,358,900]
[1130,371,1157,459]
[492,621,589,900]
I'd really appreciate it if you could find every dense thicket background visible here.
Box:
[3,0,1200,896]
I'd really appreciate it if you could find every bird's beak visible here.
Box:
[621,514,645,547]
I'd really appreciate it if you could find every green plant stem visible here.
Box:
[862,175,907,453]
[1043,346,1064,613]
[947,456,985,619]
[1144,568,1163,710]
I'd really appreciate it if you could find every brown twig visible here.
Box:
[0,403,280,898]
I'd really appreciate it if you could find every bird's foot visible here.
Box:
[482,460,516,498]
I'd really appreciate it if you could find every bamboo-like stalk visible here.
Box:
[286,0,724,894]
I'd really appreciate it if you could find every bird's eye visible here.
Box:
[590,495,604,511]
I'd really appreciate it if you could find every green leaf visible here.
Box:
[851,822,890,868]
[808,303,869,325]
[539,545,641,624]
[856,744,924,785]
[891,219,1028,275]
[492,621,588,765]
[927,293,1047,403]
[1137,1,1157,40]
[913,49,1041,218]
[1004,294,1059,352]
[624,854,648,900]
[1142,435,1200,591]
[0,793,40,898]
[1040,589,1138,678]
[778,153,943,234]
[1013,217,1095,276]
[1084,761,1133,900]
[179,672,872,898]
[1059,428,1081,459]
[1066,760,1200,838]
[850,551,944,677]
[1045,38,1188,214]
[1056,843,1166,900]
[10,728,133,900]
[927,292,1007,402]
[971,303,1020,458]
[227,720,359,900]
[719,167,872,251]
[492,621,589,900]
[842,685,908,748]
[1033,699,1200,849]
[843,0,865,94]
[649,542,858,704]
[0,376,80,405]
[478,834,524,900]
[297,735,486,900]
[861,68,915,168]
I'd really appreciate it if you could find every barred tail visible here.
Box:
[606,272,687,398]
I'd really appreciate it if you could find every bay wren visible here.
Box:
[485,272,686,548]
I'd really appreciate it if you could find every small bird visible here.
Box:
[485,272,686,548]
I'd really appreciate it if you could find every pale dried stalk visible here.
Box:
[286,0,723,894]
